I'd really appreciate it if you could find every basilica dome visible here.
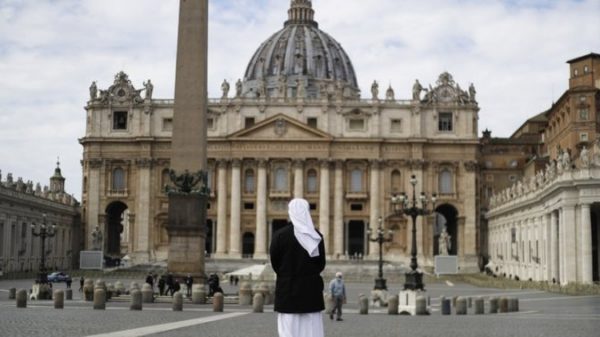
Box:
[243,0,359,99]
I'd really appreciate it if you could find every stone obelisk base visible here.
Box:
[167,193,207,282]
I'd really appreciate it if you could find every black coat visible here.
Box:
[270,224,326,313]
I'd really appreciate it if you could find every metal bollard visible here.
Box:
[387,295,399,315]
[238,282,252,305]
[141,283,154,303]
[54,290,64,309]
[173,292,183,311]
[416,296,428,315]
[455,297,467,315]
[359,294,369,315]
[16,289,27,308]
[130,290,142,311]
[93,289,106,310]
[65,288,73,300]
[213,292,224,312]
[192,284,206,304]
[474,297,484,315]
[489,297,499,314]
[441,298,451,315]
[253,293,264,313]
[8,288,16,300]
[499,297,508,313]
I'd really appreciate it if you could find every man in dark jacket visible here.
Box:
[270,198,325,337]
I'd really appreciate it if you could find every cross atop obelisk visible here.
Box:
[167,0,210,280]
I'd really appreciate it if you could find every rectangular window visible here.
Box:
[309,203,317,211]
[438,112,453,132]
[580,132,589,142]
[350,203,363,211]
[244,202,254,210]
[245,117,255,128]
[390,119,402,133]
[349,118,365,131]
[307,117,318,128]
[113,111,128,130]
[579,108,589,120]
[207,118,214,130]
[162,118,173,131]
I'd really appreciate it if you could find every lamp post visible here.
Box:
[390,175,436,291]
[367,216,394,290]
[31,213,56,284]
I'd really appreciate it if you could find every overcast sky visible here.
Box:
[0,0,599,199]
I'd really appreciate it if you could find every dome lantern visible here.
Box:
[286,0,317,27]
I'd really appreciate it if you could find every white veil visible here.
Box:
[288,198,321,257]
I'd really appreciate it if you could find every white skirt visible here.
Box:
[277,312,324,337]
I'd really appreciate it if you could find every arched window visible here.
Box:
[161,169,170,191]
[391,170,401,192]
[274,167,288,192]
[439,169,453,194]
[112,168,125,191]
[245,169,255,193]
[306,169,318,193]
[350,169,363,193]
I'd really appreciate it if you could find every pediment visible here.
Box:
[228,114,333,141]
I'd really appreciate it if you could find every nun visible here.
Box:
[270,198,326,337]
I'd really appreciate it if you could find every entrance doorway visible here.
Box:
[434,204,458,256]
[105,201,128,257]
[347,220,365,257]
[242,232,255,258]
[205,219,214,257]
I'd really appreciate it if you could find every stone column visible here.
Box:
[254,160,268,259]
[580,204,593,284]
[368,160,380,258]
[318,160,331,255]
[562,206,577,283]
[333,160,344,258]
[215,160,228,257]
[134,159,152,263]
[86,160,102,249]
[293,160,304,199]
[550,211,559,283]
[229,160,242,258]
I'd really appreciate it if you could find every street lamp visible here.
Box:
[390,175,436,291]
[31,213,56,284]
[367,216,394,290]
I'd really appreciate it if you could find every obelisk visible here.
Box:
[167,0,209,281]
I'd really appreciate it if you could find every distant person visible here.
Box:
[270,198,325,337]
[229,275,234,285]
[166,273,174,296]
[173,279,181,294]
[66,278,72,289]
[158,276,166,296]
[234,276,239,286]
[185,274,193,297]
[145,273,154,290]
[329,272,346,321]
[79,276,84,292]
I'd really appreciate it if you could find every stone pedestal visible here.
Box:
[167,193,207,281]
[398,290,429,315]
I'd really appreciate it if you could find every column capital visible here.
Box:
[257,158,268,168]
[217,158,229,168]
[319,158,332,169]
[231,159,242,168]
[292,159,304,169]
[368,159,383,169]
[334,159,345,169]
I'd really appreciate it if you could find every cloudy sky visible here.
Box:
[0,0,599,199]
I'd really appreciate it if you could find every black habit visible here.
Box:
[270,223,326,313]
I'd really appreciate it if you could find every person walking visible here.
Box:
[270,198,325,337]
[165,272,174,296]
[158,275,166,296]
[79,276,84,292]
[145,273,154,291]
[329,272,346,321]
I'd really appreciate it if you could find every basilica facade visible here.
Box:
[80,0,481,271]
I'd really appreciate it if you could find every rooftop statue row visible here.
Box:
[489,141,600,209]
[0,170,79,207]
[88,71,153,105]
